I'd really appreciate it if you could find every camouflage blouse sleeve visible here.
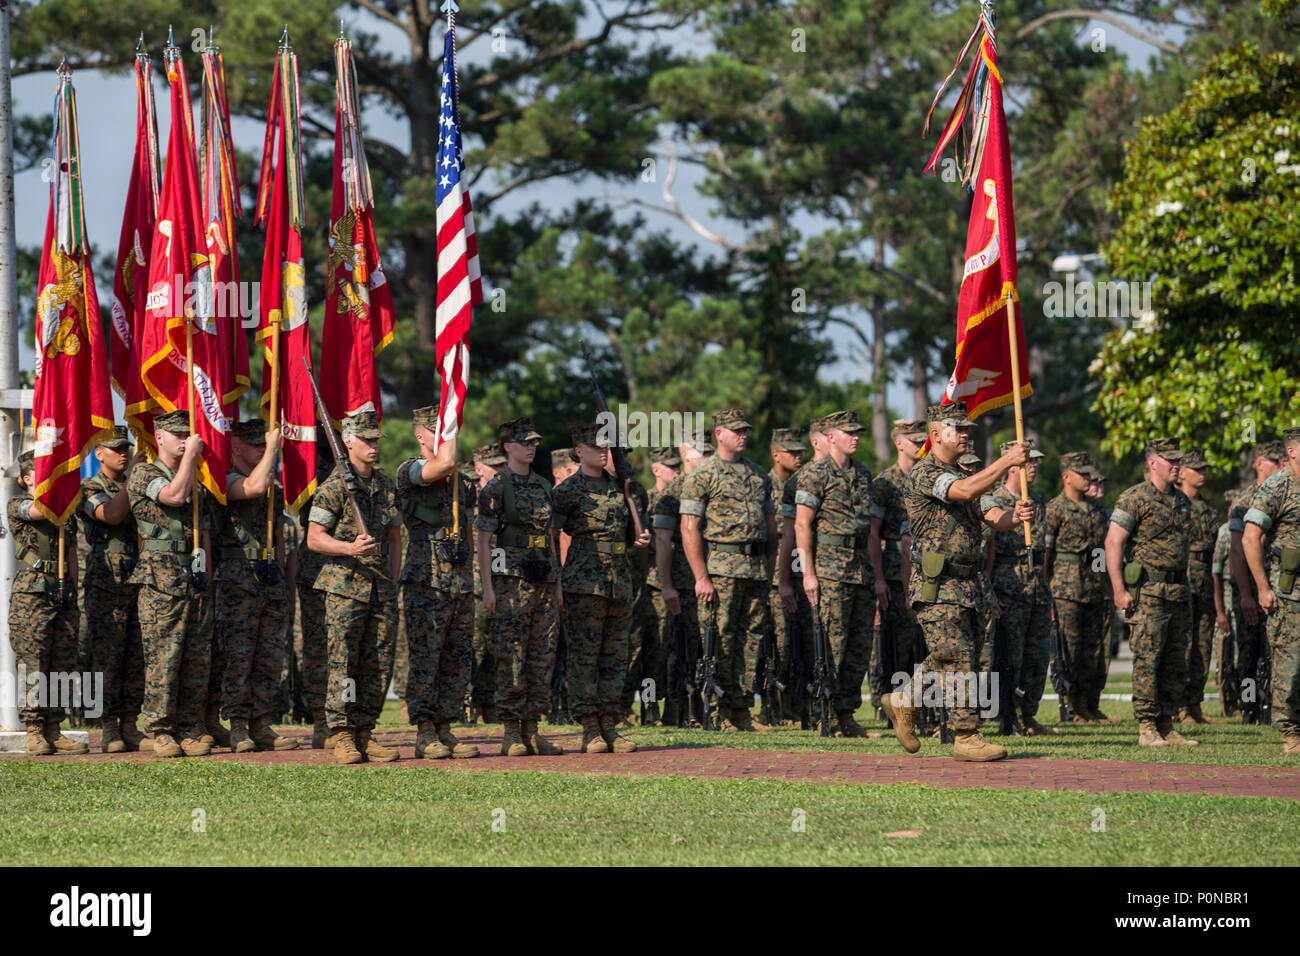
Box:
[549,476,575,530]
[475,475,504,533]
[678,465,709,518]
[793,461,824,513]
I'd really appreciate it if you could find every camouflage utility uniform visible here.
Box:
[1183,460,1221,712]
[872,460,922,699]
[653,469,703,725]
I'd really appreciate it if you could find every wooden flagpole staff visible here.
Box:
[266,315,281,560]
[1005,288,1032,547]
[186,318,200,559]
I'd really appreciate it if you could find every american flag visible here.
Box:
[435,19,483,446]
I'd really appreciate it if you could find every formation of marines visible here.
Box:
[8,403,1299,762]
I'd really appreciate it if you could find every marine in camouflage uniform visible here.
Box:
[1212,502,1238,716]
[883,402,1033,762]
[870,419,928,712]
[653,441,711,726]
[7,450,87,755]
[397,407,480,760]
[1106,437,1197,746]
[1228,441,1286,723]
[79,427,145,752]
[128,410,215,757]
[616,462,654,722]
[1241,427,1300,754]
[1044,452,1111,722]
[980,442,1056,735]
[554,423,649,752]
[307,410,403,764]
[470,443,506,722]
[296,499,330,745]
[215,421,296,752]
[476,418,563,756]
[764,428,805,724]
[1178,448,1221,723]
[680,408,777,731]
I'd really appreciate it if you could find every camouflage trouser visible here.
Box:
[913,601,983,731]
[138,582,212,737]
[402,581,473,725]
[1128,592,1190,722]
[619,585,662,714]
[85,585,144,717]
[815,579,875,715]
[655,588,702,725]
[565,591,633,719]
[772,587,814,720]
[9,591,79,724]
[392,622,410,700]
[491,576,558,721]
[1267,597,1300,735]
[873,579,921,706]
[323,582,396,732]
[297,579,327,713]
[217,579,290,720]
[996,588,1052,719]
[471,600,496,711]
[710,575,771,712]
[1184,578,1217,706]
[205,584,226,714]
[1231,582,1267,681]
[1053,597,1108,702]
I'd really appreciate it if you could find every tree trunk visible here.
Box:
[911,346,929,418]
[871,249,889,462]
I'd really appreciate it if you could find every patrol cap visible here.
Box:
[411,405,438,431]
[682,435,714,455]
[712,408,752,431]
[498,417,542,444]
[1000,440,1044,459]
[1284,427,1300,445]
[1059,451,1091,474]
[474,444,506,466]
[551,447,577,468]
[927,402,973,428]
[342,409,383,440]
[769,428,806,453]
[154,409,191,436]
[957,452,983,467]
[1257,440,1286,463]
[99,425,131,449]
[807,416,828,435]
[891,418,928,443]
[233,419,267,444]
[5,448,35,479]
[571,422,612,448]
[1144,437,1183,461]
[652,446,682,467]
[1181,447,1210,471]
[821,410,864,434]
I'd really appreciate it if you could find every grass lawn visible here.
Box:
[2,760,1296,866]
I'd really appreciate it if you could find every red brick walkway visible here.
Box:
[11,727,1297,799]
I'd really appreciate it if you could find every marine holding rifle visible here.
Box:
[552,423,650,753]
[306,410,403,765]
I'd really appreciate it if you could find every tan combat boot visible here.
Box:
[1282,731,1300,755]
[415,720,452,759]
[152,733,182,758]
[311,710,328,749]
[579,715,609,754]
[44,721,88,755]
[1023,716,1059,736]
[229,718,257,754]
[333,729,364,765]
[180,730,212,756]
[1184,703,1212,724]
[881,689,920,754]
[523,718,563,756]
[250,715,299,751]
[101,716,125,754]
[356,728,398,762]
[436,721,480,759]
[1157,716,1198,746]
[205,707,231,748]
[600,713,637,753]
[836,711,867,738]
[120,713,149,751]
[25,721,53,756]
[1137,720,1169,746]
[953,729,1008,762]
[501,719,530,756]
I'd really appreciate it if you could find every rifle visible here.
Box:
[302,357,369,538]
[579,344,645,541]
[1049,615,1073,723]
[549,621,572,725]
[809,605,834,737]
[1219,616,1240,714]
[695,601,723,730]
[757,619,785,727]
[670,611,692,728]
[787,612,810,730]
[1240,613,1267,724]
[1257,635,1272,725]
[871,606,897,723]
[991,615,1018,735]
[638,622,660,726]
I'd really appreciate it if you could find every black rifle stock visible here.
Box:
[670,611,691,728]
[638,621,660,726]
[809,604,833,737]
[992,614,1016,735]
[696,601,722,730]
[1049,615,1073,722]
[758,618,785,727]
[579,344,645,540]
[788,613,809,730]
[1240,615,1267,724]
[871,606,897,723]
[549,621,572,725]
[302,357,369,538]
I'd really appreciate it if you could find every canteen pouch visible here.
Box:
[1279,547,1300,595]
[521,558,550,583]
[438,541,469,565]
[920,552,946,603]
[1123,561,1144,605]
[254,560,283,585]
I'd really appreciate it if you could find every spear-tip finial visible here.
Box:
[441,0,461,17]
[166,24,175,49]
[56,56,70,79]
[279,24,291,52]
[136,32,145,54]
[207,23,219,53]
[338,19,346,41]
